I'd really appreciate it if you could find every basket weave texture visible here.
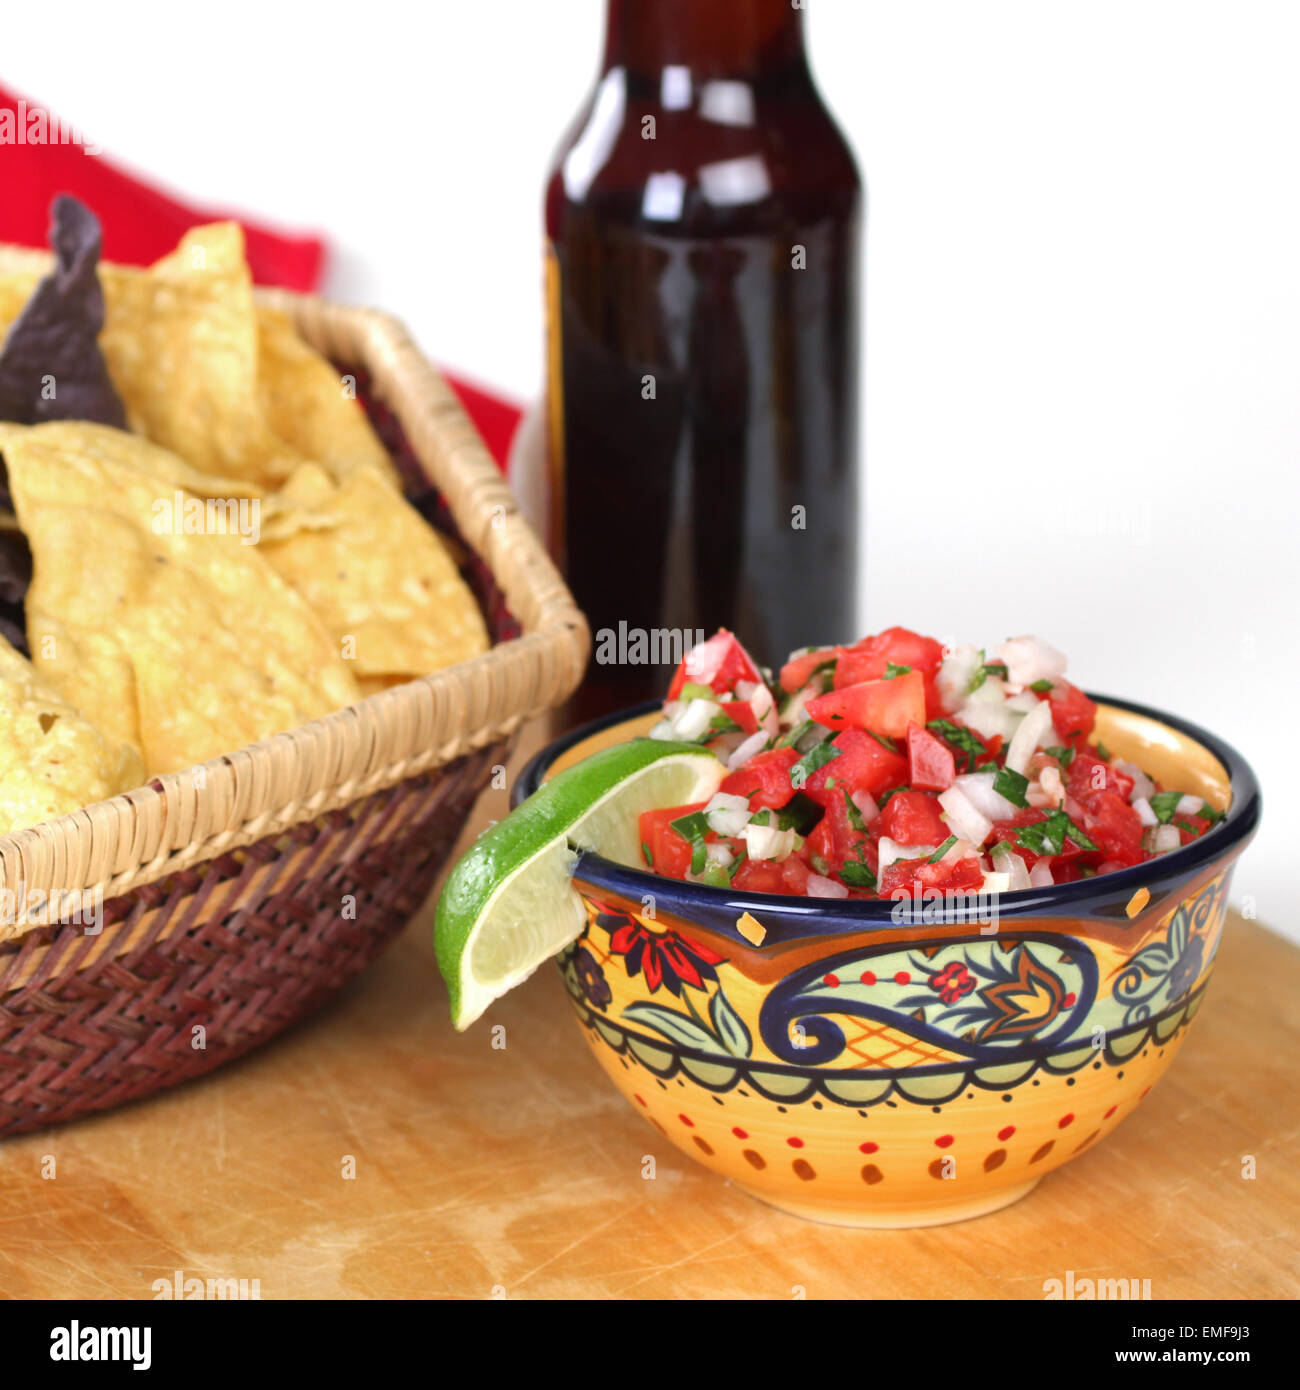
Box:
[0,255,588,1135]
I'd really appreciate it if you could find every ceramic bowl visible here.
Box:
[515,697,1260,1228]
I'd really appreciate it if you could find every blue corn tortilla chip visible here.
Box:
[0,195,127,430]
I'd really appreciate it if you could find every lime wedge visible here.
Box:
[435,739,725,1029]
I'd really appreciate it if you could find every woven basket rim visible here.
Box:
[0,243,588,926]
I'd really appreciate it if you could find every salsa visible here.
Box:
[642,628,1225,899]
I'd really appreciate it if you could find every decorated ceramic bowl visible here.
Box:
[515,697,1260,1228]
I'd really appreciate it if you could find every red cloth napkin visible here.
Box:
[0,81,521,466]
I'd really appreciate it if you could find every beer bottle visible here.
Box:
[545,0,861,723]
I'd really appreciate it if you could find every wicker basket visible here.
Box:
[0,254,588,1136]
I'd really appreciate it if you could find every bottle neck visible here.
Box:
[601,0,808,82]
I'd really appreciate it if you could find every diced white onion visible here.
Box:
[734,680,758,701]
[672,697,720,741]
[1177,794,1203,817]
[1029,861,1055,888]
[1133,796,1158,827]
[726,729,769,770]
[991,841,1032,891]
[981,871,1012,894]
[1148,825,1181,854]
[648,719,676,741]
[704,841,735,868]
[936,644,982,712]
[750,681,780,738]
[876,836,916,872]
[851,789,879,824]
[996,636,1068,689]
[956,700,1022,743]
[1115,759,1156,803]
[1005,699,1057,776]
[966,674,1010,706]
[940,837,975,863]
[1040,765,1065,807]
[744,822,796,862]
[704,792,753,838]
[954,771,1019,822]
[806,873,849,899]
[938,786,994,846]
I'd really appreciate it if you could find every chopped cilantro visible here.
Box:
[1013,810,1097,856]
[1030,678,1055,693]
[1198,802,1225,824]
[708,714,742,736]
[792,739,841,785]
[929,835,958,863]
[1148,791,1183,825]
[640,841,653,867]
[839,858,877,889]
[927,719,985,773]
[993,765,1030,808]
[1095,739,1112,761]
[877,785,908,808]
[866,729,901,754]
[842,787,866,832]
[1044,745,1075,767]
[777,718,817,749]
[884,662,912,679]
[669,810,711,874]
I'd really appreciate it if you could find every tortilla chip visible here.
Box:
[0,422,361,775]
[94,223,395,490]
[260,462,489,679]
[96,225,299,488]
[0,197,127,429]
[0,631,143,835]
[255,306,397,484]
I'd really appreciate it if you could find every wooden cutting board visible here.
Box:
[0,720,1294,1300]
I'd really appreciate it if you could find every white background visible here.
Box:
[5,1,1296,938]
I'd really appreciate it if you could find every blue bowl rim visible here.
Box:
[515,694,1261,930]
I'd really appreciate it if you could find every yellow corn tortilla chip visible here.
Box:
[259,462,489,680]
[95,224,395,489]
[255,305,397,484]
[0,631,143,835]
[0,422,361,775]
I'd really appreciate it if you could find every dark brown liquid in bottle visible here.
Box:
[545,0,861,726]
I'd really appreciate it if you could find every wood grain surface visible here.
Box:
[0,721,1294,1301]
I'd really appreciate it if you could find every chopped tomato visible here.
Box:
[638,802,706,879]
[880,790,948,847]
[806,669,926,739]
[834,627,945,688]
[718,699,760,735]
[779,646,840,695]
[1045,679,1097,746]
[880,854,984,897]
[1067,751,1135,803]
[718,746,799,809]
[731,858,789,894]
[1079,790,1145,866]
[781,856,813,894]
[802,727,909,805]
[667,629,763,700]
[906,722,956,791]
